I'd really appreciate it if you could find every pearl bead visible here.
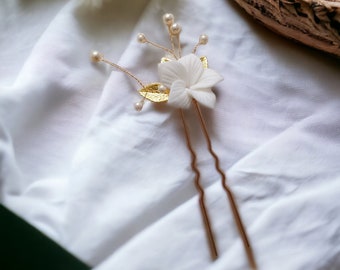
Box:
[158,84,167,92]
[170,23,182,35]
[199,34,208,45]
[91,51,103,62]
[163,13,174,26]
[137,33,147,43]
[134,101,144,111]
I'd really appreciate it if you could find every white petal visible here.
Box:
[191,68,223,90]
[158,61,187,88]
[178,54,204,86]
[168,80,192,109]
[187,88,216,108]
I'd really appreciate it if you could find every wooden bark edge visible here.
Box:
[234,0,340,57]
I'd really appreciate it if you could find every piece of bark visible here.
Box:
[234,0,340,57]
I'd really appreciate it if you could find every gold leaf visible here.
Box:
[139,83,170,103]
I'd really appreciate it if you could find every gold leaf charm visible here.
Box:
[138,83,170,103]
[161,56,208,68]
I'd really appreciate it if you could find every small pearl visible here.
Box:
[163,13,174,26]
[137,33,147,43]
[170,23,182,35]
[91,51,103,62]
[199,34,208,45]
[158,84,167,92]
[134,101,144,111]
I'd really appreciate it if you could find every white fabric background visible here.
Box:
[1,0,340,269]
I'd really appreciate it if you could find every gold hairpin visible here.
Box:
[91,13,257,269]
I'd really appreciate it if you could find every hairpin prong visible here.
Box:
[179,109,218,260]
[192,100,257,270]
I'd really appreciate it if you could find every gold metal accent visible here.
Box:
[138,83,170,103]
[161,56,208,68]
[161,57,171,63]
[200,56,208,69]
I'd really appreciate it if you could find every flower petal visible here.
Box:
[178,54,204,86]
[191,68,223,90]
[158,61,187,88]
[187,88,216,108]
[168,80,192,109]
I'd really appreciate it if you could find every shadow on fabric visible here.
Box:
[0,205,90,270]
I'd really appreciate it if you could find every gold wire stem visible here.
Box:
[192,43,200,54]
[101,58,145,89]
[179,109,218,261]
[145,39,177,59]
[192,100,257,270]
[177,35,182,58]
[167,25,176,54]
[169,33,181,59]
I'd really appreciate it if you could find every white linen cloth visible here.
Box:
[1,0,340,269]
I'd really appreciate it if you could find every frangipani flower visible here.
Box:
[158,54,223,109]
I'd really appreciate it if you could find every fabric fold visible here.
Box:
[1,0,340,269]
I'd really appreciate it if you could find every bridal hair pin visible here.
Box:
[91,13,257,269]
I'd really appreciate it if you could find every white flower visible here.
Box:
[158,54,223,109]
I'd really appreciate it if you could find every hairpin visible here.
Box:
[91,13,257,269]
